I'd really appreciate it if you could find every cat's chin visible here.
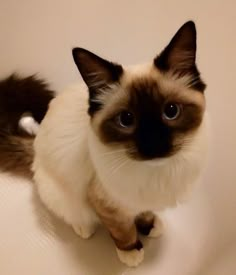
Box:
[143,158,169,167]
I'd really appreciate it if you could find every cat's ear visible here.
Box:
[72,48,123,90]
[154,21,205,91]
[154,21,197,74]
[72,48,123,114]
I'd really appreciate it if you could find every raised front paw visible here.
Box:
[116,242,144,267]
[135,211,163,238]
[148,215,163,238]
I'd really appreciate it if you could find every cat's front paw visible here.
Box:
[116,246,144,267]
[135,211,163,238]
[72,223,96,239]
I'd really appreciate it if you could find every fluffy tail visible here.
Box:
[0,74,55,177]
[0,132,34,177]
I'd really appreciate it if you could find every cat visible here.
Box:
[0,21,208,267]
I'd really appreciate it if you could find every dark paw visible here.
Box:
[135,211,154,236]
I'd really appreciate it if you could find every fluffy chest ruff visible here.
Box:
[88,118,208,213]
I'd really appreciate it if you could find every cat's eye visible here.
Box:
[117,111,135,128]
[163,103,181,121]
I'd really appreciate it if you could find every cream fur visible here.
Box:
[32,64,208,264]
[32,83,99,238]
[116,247,144,267]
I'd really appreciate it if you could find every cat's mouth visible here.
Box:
[143,158,169,167]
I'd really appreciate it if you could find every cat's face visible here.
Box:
[73,21,206,161]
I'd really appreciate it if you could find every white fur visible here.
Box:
[32,83,99,238]
[19,113,39,135]
[116,247,144,267]
[88,118,208,214]
[32,65,208,265]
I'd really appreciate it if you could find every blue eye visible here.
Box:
[117,111,134,128]
[163,103,181,120]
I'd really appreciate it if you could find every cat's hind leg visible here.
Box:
[33,165,99,239]
[71,206,98,239]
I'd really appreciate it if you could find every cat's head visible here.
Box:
[72,21,206,162]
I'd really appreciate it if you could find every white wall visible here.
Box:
[0,0,236,274]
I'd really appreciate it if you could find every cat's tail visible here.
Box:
[0,73,55,177]
[0,132,34,177]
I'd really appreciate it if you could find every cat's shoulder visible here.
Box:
[48,82,88,112]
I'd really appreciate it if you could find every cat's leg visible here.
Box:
[71,203,98,239]
[88,182,144,267]
[33,165,98,239]
[135,211,163,238]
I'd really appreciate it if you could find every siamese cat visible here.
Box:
[0,21,207,267]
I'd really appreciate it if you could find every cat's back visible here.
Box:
[46,82,89,122]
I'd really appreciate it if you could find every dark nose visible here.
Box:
[136,127,172,159]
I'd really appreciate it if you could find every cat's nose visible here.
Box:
[135,130,172,159]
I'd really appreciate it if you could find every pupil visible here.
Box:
[165,104,178,118]
[120,111,134,127]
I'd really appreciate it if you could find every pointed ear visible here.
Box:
[155,21,197,73]
[154,21,205,91]
[72,48,123,115]
[72,48,123,90]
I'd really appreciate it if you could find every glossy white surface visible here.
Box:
[0,0,236,274]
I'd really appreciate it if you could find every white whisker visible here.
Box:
[111,159,130,175]
[109,155,128,173]
[100,148,127,156]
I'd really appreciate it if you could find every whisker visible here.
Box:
[100,148,127,156]
[109,155,128,173]
[111,159,130,175]
[109,156,126,170]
